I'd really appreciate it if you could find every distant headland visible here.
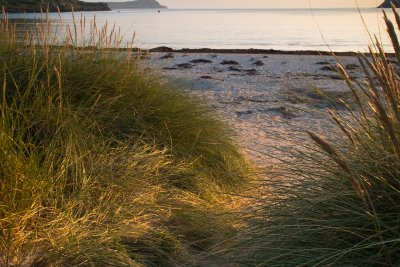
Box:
[107,0,167,9]
[0,0,168,13]
[378,0,400,8]
[0,0,110,13]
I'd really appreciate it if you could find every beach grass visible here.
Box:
[0,11,254,266]
[235,6,400,266]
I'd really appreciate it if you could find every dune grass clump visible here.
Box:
[238,6,400,266]
[0,12,253,266]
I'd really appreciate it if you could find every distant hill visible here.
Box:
[0,0,111,13]
[107,0,167,9]
[378,0,400,8]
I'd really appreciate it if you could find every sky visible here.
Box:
[86,0,382,9]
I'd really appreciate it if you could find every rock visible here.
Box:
[316,61,330,65]
[321,66,337,72]
[236,110,253,116]
[150,46,174,52]
[253,60,265,66]
[219,100,242,105]
[200,75,213,79]
[345,64,360,70]
[190,59,213,64]
[229,66,242,72]
[175,63,194,69]
[266,107,288,113]
[161,53,174,59]
[221,60,240,65]
[328,75,343,80]
[306,92,325,100]
[246,69,259,75]
[378,0,400,8]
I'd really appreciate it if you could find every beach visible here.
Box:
[4,4,400,264]
[144,50,366,168]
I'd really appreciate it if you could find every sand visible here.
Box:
[143,51,366,169]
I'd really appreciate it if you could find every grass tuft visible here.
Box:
[0,11,253,266]
[236,6,400,266]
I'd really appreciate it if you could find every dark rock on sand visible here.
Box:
[253,60,265,66]
[345,64,360,70]
[175,63,194,69]
[163,67,178,70]
[306,92,325,100]
[219,100,242,105]
[150,46,174,52]
[161,53,174,59]
[328,75,343,80]
[190,59,213,64]
[229,66,242,72]
[221,60,240,65]
[236,110,253,116]
[321,66,337,72]
[200,75,213,79]
[246,69,260,75]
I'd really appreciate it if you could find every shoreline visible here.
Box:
[145,46,396,56]
[33,45,394,56]
[147,46,360,56]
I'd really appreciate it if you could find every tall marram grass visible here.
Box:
[0,12,253,266]
[237,6,400,266]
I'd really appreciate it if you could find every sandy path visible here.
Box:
[144,52,364,169]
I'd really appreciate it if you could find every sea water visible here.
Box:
[5,8,397,52]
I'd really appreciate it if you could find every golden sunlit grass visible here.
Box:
[0,10,254,266]
[236,5,400,266]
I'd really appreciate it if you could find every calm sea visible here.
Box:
[5,8,397,52]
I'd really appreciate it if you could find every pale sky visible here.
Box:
[87,0,382,9]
